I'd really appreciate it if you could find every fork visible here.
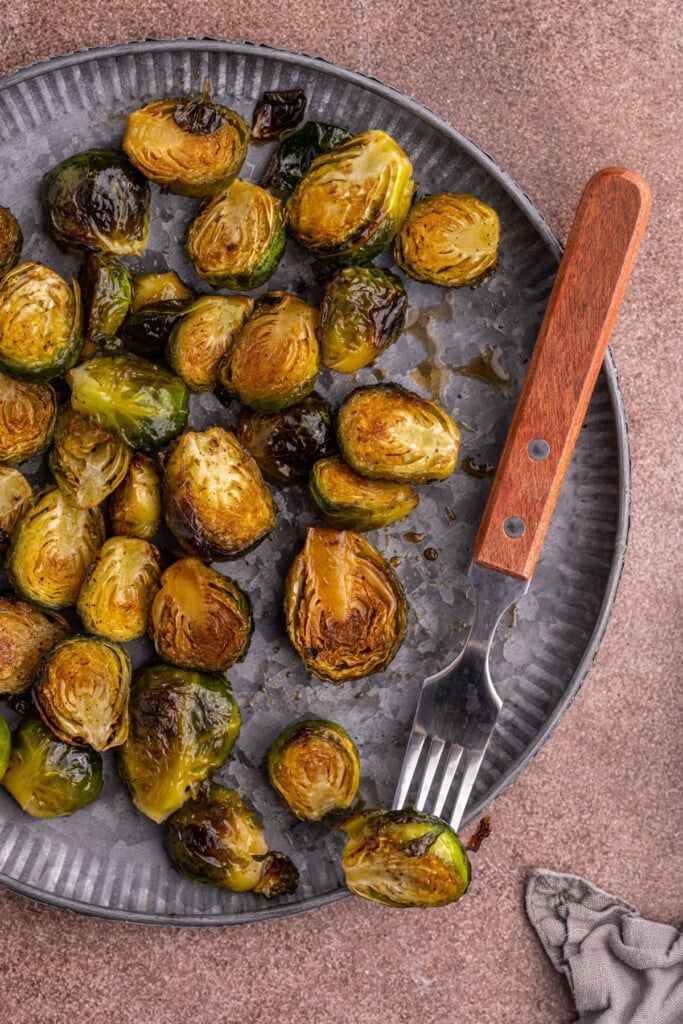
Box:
[393,167,651,832]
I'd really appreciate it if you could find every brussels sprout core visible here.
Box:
[77,537,162,642]
[268,720,361,820]
[0,595,70,697]
[309,456,418,531]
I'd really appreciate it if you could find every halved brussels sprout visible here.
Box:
[166,295,254,393]
[79,252,132,352]
[0,373,57,465]
[67,354,189,451]
[119,663,241,823]
[7,486,105,610]
[187,179,286,290]
[0,467,32,559]
[340,809,471,908]
[131,271,194,313]
[318,266,407,373]
[77,537,162,642]
[33,635,131,751]
[42,149,150,255]
[163,427,276,560]
[166,784,300,896]
[261,121,353,199]
[1,715,102,818]
[118,300,190,359]
[0,262,82,380]
[219,292,319,413]
[123,95,250,197]
[268,719,360,821]
[394,192,500,287]
[108,453,162,540]
[309,456,418,531]
[49,408,132,509]
[236,394,335,485]
[284,527,407,683]
[286,129,415,265]
[252,90,307,140]
[0,595,70,696]
[0,206,22,278]
[0,715,9,781]
[337,384,460,483]
[150,558,252,672]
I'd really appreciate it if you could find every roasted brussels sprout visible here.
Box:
[0,595,70,696]
[1,715,102,818]
[394,192,500,287]
[166,295,254,393]
[0,373,57,465]
[118,300,190,359]
[286,129,415,265]
[284,527,407,683]
[0,715,9,781]
[187,179,286,290]
[108,453,162,540]
[42,149,150,255]
[252,90,307,140]
[119,663,241,823]
[7,487,105,610]
[79,252,132,351]
[309,456,418,531]
[337,384,460,483]
[67,354,189,451]
[340,809,471,908]
[77,537,162,642]
[0,262,81,380]
[318,266,407,373]
[163,427,276,560]
[0,466,32,559]
[219,292,319,413]
[268,720,360,820]
[123,95,250,198]
[166,784,299,896]
[150,558,252,672]
[236,394,335,485]
[33,635,131,751]
[0,206,22,277]
[49,408,132,509]
[131,271,193,313]
[261,121,353,199]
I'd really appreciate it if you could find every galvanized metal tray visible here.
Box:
[0,39,629,925]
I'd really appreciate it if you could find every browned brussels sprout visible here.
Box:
[340,809,471,908]
[252,90,307,140]
[268,720,360,820]
[0,262,82,380]
[0,373,57,465]
[309,456,418,531]
[187,179,286,290]
[131,271,194,313]
[118,300,191,359]
[0,595,70,696]
[1,715,102,818]
[236,394,335,486]
[79,252,132,352]
[0,715,9,781]
[119,663,241,823]
[123,94,250,198]
[108,453,162,540]
[0,467,32,559]
[261,121,353,199]
[394,192,500,287]
[166,784,299,896]
[0,206,22,277]
[318,266,407,373]
[7,486,105,610]
[284,527,407,683]
[163,427,276,560]
[33,635,131,751]
[49,408,132,509]
[42,149,150,255]
[219,292,319,413]
[337,384,460,483]
[286,129,415,265]
[150,558,252,672]
[67,354,189,451]
[77,537,162,642]
[166,295,254,393]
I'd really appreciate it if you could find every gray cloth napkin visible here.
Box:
[525,868,683,1024]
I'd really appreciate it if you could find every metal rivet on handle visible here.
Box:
[528,438,551,461]
[504,516,526,538]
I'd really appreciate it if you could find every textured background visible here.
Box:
[0,3,680,1023]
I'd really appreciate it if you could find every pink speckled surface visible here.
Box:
[0,3,681,1023]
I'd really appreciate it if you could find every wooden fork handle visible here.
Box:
[473,167,651,580]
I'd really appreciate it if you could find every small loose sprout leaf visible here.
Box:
[252,851,300,899]
[131,271,194,313]
[309,456,418,531]
[0,373,57,465]
[0,466,32,558]
[261,121,353,199]
[237,394,335,485]
[0,206,22,278]
[79,252,132,349]
[49,408,132,509]
[0,595,70,697]
[318,266,407,373]
[77,537,162,643]
[166,294,254,393]
[108,453,162,540]
[268,719,361,820]
[252,90,307,140]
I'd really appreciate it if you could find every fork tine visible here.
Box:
[431,742,464,818]
[392,730,426,810]
[449,748,486,832]
[415,737,445,811]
